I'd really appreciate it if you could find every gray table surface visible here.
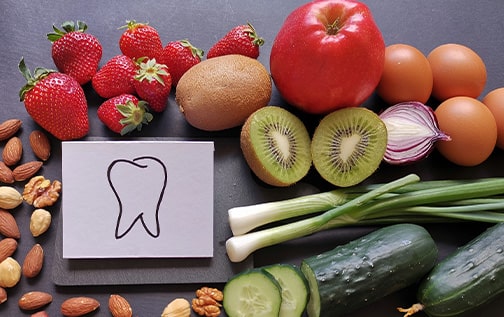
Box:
[1,0,503,316]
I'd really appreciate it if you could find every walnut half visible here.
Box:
[192,287,223,317]
[22,176,62,208]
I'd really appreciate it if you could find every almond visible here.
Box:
[29,130,51,161]
[2,137,22,166]
[0,119,22,141]
[18,291,52,310]
[0,286,7,304]
[22,243,44,278]
[0,238,17,262]
[31,311,49,317]
[109,294,133,317]
[61,296,100,317]
[12,161,43,182]
[0,209,20,239]
[0,162,14,184]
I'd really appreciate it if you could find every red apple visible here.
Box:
[270,0,385,114]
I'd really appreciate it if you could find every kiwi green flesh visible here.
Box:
[241,106,312,187]
[311,107,387,187]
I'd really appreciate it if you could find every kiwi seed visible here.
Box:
[311,107,387,187]
[240,106,312,187]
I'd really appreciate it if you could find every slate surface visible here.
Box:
[1,0,503,316]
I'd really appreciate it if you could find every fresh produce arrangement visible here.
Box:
[1,0,504,316]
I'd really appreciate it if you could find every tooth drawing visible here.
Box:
[107,156,167,239]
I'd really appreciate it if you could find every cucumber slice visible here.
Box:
[264,264,310,317]
[223,268,282,317]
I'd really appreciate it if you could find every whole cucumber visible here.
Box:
[399,223,504,317]
[300,223,438,317]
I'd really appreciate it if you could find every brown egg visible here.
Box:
[482,87,504,149]
[428,43,487,101]
[435,96,496,166]
[377,44,433,105]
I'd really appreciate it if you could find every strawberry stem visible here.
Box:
[135,58,169,86]
[18,58,55,101]
[117,100,153,135]
[180,39,204,59]
[118,20,148,31]
[47,20,88,42]
[246,22,265,47]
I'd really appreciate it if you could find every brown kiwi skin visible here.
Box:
[175,54,272,131]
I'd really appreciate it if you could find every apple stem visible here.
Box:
[326,18,342,35]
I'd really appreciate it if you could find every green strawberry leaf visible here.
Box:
[47,20,88,42]
[18,57,55,101]
[135,58,169,85]
[180,39,205,59]
[246,22,265,46]
[117,100,153,135]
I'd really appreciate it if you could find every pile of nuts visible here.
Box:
[0,118,63,315]
[0,117,226,317]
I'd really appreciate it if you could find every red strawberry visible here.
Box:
[92,55,137,98]
[133,58,172,112]
[47,20,102,85]
[157,39,204,86]
[207,23,264,59]
[18,58,89,140]
[118,20,163,60]
[97,94,153,135]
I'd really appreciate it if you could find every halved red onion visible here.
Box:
[379,101,451,164]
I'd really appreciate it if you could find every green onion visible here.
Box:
[226,174,420,262]
[228,178,470,235]
[226,175,504,262]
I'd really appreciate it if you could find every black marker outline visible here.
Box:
[107,156,168,239]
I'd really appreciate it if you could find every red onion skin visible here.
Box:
[379,101,451,165]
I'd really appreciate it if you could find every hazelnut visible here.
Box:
[162,298,191,317]
[0,257,21,288]
[30,209,52,237]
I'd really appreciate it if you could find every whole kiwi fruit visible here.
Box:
[175,54,272,131]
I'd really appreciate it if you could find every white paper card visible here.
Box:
[61,140,214,259]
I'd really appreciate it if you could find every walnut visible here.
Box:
[191,287,223,317]
[22,176,62,208]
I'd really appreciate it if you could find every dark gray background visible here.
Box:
[1,0,503,316]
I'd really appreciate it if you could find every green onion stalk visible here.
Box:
[226,174,420,262]
[226,174,504,263]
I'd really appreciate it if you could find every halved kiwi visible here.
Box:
[240,106,312,187]
[311,107,387,187]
